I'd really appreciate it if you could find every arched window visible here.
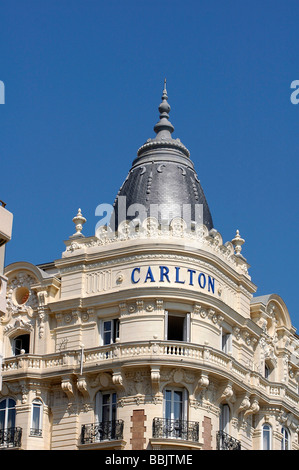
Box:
[0,398,16,430]
[281,427,290,450]
[262,424,272,450]
[30,399,43,436]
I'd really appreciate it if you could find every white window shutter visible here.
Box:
[95,391,103,423]
[99,320,103,346]
[183,388,188,421]
[184,313,190,342]
[164,311,168,340]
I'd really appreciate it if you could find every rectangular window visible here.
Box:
[221,330,232,354]
[220,404,230,434]
[164,389,183,420]
[164,312,190,342]
[102,393,117,422]
[101,319,120,345]
[96,392,117,423]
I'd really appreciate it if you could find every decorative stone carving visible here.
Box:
[63,219,250,277]
[150,366,160,395]
[61,376,75,399]
[244,397,260,417]
[112,369,125,392]
[238,395,251,413]
[219,382,236,404]
[77,377,89,398]
[6,272,38,319]
[70,208,86,238]
[4,317,33,334]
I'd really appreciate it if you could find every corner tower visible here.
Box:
[111,80,213,231]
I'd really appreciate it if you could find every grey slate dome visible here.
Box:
[111,81,213,231]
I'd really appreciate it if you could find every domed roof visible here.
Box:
[110,81,213,232]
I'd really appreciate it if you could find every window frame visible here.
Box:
[262,423,272,450]
[12,334,30,356]
[30,399,43,437]
[100,318,120,346]
[95,391,117,424]
[0,397,16,430]
[221,328,232,354]
[281,426,290,450]
[219,403,230,434]
[164,311,190,342]
[163,387,188,421]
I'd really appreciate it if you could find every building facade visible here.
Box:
[1,84,298,451]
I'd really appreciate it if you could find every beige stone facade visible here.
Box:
[1,218,298,450]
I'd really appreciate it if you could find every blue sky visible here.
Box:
[1,1,298,328]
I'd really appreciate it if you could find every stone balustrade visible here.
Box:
[1,341,298,410]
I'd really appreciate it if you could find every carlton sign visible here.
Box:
[131,265,215,294]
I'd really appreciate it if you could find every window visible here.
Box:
[0,398,17,448]
[163,388,188,439]
[264,360,275,380]
[281,427,290,450]
[262,424,271,450]
[219,404,230,434]
[97,392,117,423]
[0,398,16,431]
[30,399,43,436]
[164,388,188,420]
[101,319,119,345]
[164,312,190,342]
[95,391,117,440]
[221,331,232,354]
[13,334,30,356]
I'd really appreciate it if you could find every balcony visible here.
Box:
[216,430,241,450]
[0,427,22,449]
[2,341,299,412]
[153,417,199,442]
[81,420,124,445]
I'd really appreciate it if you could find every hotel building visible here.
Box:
[0,84,298,450]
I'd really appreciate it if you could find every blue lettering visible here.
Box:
[131,267,140,284]
[208,275,215,293]
[145,266,155,282]
[187,269,196,286]
[175,267,185,284]
[159,265,170,282]
[198,273,206,289]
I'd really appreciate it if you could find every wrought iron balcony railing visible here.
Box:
[30,428,42,437]
[0,427,22,449]
[216,430,241,450]
[81,420,124,444]
[153,417,199,442]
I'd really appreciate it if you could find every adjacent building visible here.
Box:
[0,84,298,450]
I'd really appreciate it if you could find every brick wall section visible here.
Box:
[130,409,146,450]
[202,416,213,450]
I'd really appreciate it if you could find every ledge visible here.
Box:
[78,439,126,450]
[149,437,202,450]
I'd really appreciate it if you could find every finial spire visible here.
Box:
[154,78,174,138]
[70,208,86,238]
[231,229,245,255]
[163,77,167,94]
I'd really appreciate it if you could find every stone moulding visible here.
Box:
[2,340,298,411]
[62,219,250,278]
